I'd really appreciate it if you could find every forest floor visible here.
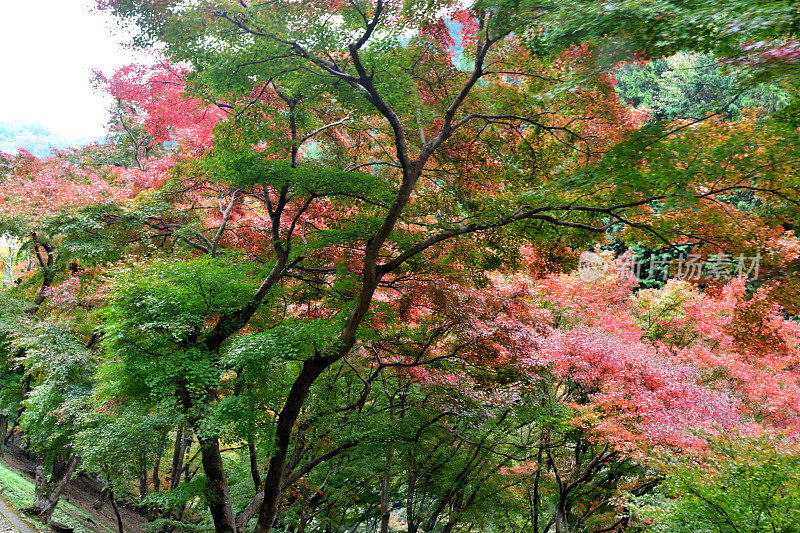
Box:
[0,448,148,533]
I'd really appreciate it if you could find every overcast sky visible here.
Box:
[0,0,142,141]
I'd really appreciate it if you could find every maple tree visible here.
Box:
[0,1,798,532]
[631,434,800,532]
[613,52,791,122]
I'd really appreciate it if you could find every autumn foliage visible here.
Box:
[1,1,800,532]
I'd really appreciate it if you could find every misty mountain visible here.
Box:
[0,121,85,157]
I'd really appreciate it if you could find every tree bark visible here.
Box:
[379,448,394,533]
[248,437,261,491]
[555,506,568,533]
[296,499,309,533]
[254,360,327,533]
[169,424,189,491]
[183,437,193,484]
[139,461,149,500]
[110,491,124,533]
[198,434,237,533]
[0,414,6,455]
[235,491,264,532]
[406,467,418,533]
[26,455,79,524]
[532,435,544,532]
[153,434,165,492]
[25,238,58,315]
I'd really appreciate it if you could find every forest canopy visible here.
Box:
[1,1,799,532]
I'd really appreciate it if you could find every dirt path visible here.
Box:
[0,514,16,533]
[0,496,36,533]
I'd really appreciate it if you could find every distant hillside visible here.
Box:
[0,121,85,157]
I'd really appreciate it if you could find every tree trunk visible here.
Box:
[379,448,394,533]
[110,491,124,533]
[295,488,312,533]
[138,461,149,499]
[235,491,263,532]
[25,240,57,315]
[169,424,189,491]
[183,436,193,483]
[407,468,418,533]
[532,437,544,532]
[554,504,568,533]
[175,434,193,522]
[153,434,165,492]
[17,374,31,429]
[26,455,79,524]
[94,486,110,511]
[296,505,309,533]
[253,155,424,532]
[0,414,6,455]
[248,437,261,491]
[254,361,326,533]
[441,522,458,533]
[198,434,237,533]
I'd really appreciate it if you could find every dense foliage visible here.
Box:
[1,1,799,532]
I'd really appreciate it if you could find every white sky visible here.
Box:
[0,0,143,141]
